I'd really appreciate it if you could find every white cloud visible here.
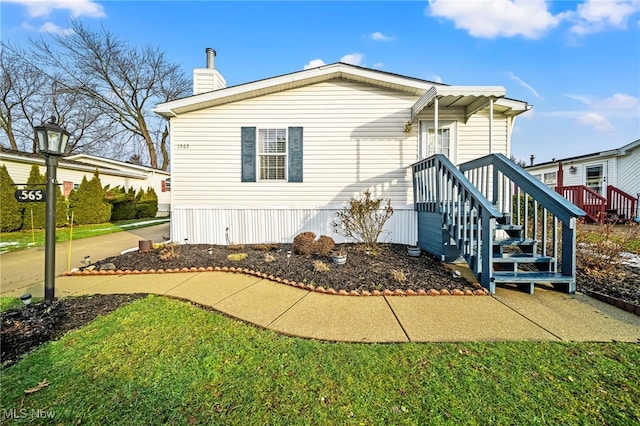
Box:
[595,93,639,110]
[340,53,365,66]
[303,59,326,70]
[569,0,640,35]
[38,21,74,35]
[565,92,639,111]
[547,92,639,132]
[5,0,105,18]
[577,112,615,131]
[429,74,443,83]
[427,0,562,39]
[372,62,385,68]
[370,31,394,41]
[507,72,544,101]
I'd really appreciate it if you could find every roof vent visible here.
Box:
[206,48,216,69]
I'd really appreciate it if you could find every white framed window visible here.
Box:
[543,172,557,188]
[258,128,287,181]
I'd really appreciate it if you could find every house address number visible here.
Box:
[14,189,46,202]
[176,144,190,149]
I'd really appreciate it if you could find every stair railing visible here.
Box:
[556,185,606,223]
[459,154,585,292]
[607,186,637,222]
[412,154,502,291]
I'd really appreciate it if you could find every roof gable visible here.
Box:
[154,62,447,118]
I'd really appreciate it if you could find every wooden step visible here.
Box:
[492,272,574,294]
[492,253,554,263]
[492,271,572,283]
[493,237,536,246]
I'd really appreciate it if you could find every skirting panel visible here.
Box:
[171,208,418,245]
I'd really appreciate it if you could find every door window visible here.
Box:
[585,165,603,195]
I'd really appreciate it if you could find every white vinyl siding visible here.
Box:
[169,79,417,209]
[618,147,640,198]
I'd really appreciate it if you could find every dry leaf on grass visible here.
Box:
[24,379,50,394]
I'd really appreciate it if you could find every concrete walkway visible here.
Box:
[5,271,639,343]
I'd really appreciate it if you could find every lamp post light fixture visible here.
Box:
[35,115,70,305]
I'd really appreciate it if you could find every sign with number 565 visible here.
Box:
[14,189,46,202]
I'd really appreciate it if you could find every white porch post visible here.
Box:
[489,97,494,153]
[434,96,439,153]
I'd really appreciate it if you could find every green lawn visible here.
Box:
[0,218,169,254]
[2,295,638,425]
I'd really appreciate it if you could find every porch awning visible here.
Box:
[410,86,507,122]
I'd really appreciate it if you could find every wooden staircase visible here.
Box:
[556,185,637,224]
[413,154,586,295]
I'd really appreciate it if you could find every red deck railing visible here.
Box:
[556,185,606,223]
[607,186,637,222]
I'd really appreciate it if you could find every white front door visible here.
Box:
[585,162,607,195]
[419,120,456,163]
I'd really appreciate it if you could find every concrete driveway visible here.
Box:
[0,222,170,296]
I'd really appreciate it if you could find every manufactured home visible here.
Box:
[526,139,639,223]
[0,148,171,216]
[155,49,586,294]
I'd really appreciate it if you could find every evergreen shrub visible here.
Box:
[0,165,23,232]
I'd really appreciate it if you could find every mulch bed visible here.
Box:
[90,243,478,294]
[1,294,147,367]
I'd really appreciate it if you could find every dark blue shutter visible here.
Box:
[288,127,303,182]
[241,127,256,182]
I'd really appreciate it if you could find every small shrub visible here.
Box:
[160,244,179,260]
[69,170,111,225]
[293,232,317,255]
[316,235,336,255]
[390,269,407,283]
[227,253,248,261]
[228,244,245,251]
[293,233,336,255]
[332,189,393,250]
[263,253,276,263]
[313,260,330,272]
[135,187,158,218]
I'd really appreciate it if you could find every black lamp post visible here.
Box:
[35,115,70,305]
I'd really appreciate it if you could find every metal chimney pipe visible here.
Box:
[530,154,535,166]
[205,48,216,69]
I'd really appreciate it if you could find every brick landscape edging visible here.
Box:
[585,290,640,316]
[63,267,490,296]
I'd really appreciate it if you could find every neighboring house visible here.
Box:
[526,139,639,222]
[154,50,531,246]
[0,148,171,216]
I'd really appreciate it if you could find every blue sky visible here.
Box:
[2,0,639,164]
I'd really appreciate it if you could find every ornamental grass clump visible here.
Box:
[226,253,248,261]
[332,189,393,250]
[159,244,179,261]
[313,260,331,272]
